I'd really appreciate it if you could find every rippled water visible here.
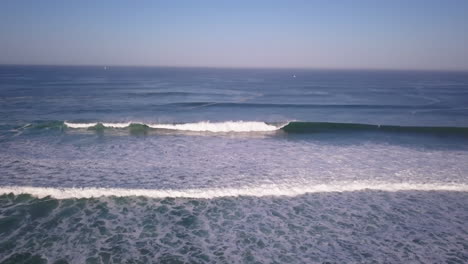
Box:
[0,66,467,263]
[1,192,467,263]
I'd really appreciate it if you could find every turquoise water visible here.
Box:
[1,66,468,263]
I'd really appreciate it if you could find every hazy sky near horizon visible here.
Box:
[1,0,468,70]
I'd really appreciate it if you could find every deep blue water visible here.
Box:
[1,66,468,126]
[0,66,467,263]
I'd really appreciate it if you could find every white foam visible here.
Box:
[64,121,286,132]
[64,122,98,128]
[65,122,132,128]
[147,121,280,132]
[1,182,467,199]
[101,122,132,128]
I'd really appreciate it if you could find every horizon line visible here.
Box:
[1,63,468,73]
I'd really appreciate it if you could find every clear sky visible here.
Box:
[1,0,468,70]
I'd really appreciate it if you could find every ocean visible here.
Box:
[0,65,467,263]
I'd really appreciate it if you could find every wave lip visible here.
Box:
[1,182,467,199]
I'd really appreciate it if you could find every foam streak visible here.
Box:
[1,182,467,199]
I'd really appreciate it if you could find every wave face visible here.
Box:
[59,121,468,136]
[2,182,467,199]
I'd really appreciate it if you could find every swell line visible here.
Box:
[62,121,468,135]
[3,120,463,136]
[1,182,467,199]
[166,102,447,109]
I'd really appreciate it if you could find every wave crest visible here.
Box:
[147,121,280,132]
[64,121,283,132]
[64,122,98,128]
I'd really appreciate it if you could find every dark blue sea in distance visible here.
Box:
[0,65,467,263]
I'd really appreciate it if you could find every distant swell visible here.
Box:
[1,182,467,199]
[166,102,445,110]
[281,122,468,135]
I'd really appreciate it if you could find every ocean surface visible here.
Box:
[0,65,467,263]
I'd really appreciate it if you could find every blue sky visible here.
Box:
[1,0,467,70]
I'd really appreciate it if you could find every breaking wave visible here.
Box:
[17,120,468,136]
[64,121,283,132]
[146,121,281,132]
[1,182,467,199]
[64,122,98,128]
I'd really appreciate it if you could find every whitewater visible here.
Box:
[2,182,468,199]
[64,120,284,132]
